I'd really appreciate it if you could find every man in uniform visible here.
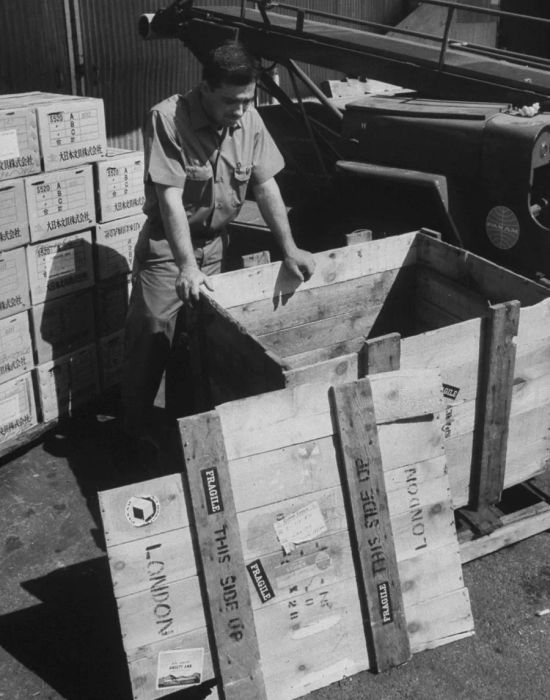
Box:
[122,41,316,446]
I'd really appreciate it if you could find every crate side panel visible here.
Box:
[208,232,419,309]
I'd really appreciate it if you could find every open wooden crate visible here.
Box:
[99,370,473,700]
[198,231,550,522]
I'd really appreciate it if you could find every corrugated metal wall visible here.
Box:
[0,0,72,94]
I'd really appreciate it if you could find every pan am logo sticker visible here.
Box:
[485,206,520,250]
[125,495,161,527]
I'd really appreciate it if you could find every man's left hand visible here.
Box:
[283,249,316,283]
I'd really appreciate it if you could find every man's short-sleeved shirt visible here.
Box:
[142,87,284,249]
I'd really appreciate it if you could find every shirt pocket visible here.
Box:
[183,163,212,210]
[231,163,253,205]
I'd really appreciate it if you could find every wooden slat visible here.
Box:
[241,250,271,268]
[284,337,365,369]
[400,317,482,405]
[283,352,359,387]
[346,229,373,245]
[98,474,189,548]
[207,232,419,309]
[230,267,412,337]
[127,628,217,700]
[460,502,550,564]
[107,527,196,599]
[405,588,474,652]
[416,234,549,306]
[216,370,445,461]
[331,379,411,672]
[359,332,401,376]
[202,294,287,400]
[416,265,490,321]
[258,303,390,358]
[179,411,267,700]
[229,436,341,512]
[471,301,520,512]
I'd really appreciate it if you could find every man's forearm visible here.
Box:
[253,177,299,256]
[157,184,197,271]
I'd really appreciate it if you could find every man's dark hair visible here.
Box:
[202,42,260,88]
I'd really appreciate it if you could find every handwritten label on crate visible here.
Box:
[274,501,328,555]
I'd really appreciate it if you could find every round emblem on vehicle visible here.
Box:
[485,206,520,250]
[125,495,161,527]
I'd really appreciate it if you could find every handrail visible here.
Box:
[242,0,550,73]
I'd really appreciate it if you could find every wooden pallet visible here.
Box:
[99,370,473,700]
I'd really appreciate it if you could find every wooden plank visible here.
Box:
[258,304,389,358]
[284,337,365,369]
[400,317,482,405]
[179,411,267,700]
[117,577,206,651]
[229,267,412,337]
[238,486,348,562]
[107,527,196,599]
[127,628,217,700]
[283,352,359,388]
[331,379,411,672]
[98,474,189,548]
[346,229,373,245]
[241,250,271,268]
[415,296,466,332]
[397,544,465,608]
[229,436,341,512]
[253,581,369,699]
[416,265,490,321]
[359,332,401,376]
[471,301,520,512]
[460,502,550,564]
[202,294,287,400]
[206,232,419,309]
[217,371,445,462]
[405,588,474,652]
[516,297,550,345]
[416,234,549,306]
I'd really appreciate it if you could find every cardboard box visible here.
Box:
[36,344,99,422]
[0,92,107,171]
[0,179,29,251]
[0,105,41,180]
[0,312,33,384]
[0,247,30,320]
[95,213,145,280]
[0,372,37,445]
[27,230,94,305]
[98,330,125,390]
[94,149,145,222]
[31,289,95,364]
[96,275,132,337]
[25,165,95,242]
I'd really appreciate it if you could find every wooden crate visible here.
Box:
[199,232,550,519]
[99,370,473,700]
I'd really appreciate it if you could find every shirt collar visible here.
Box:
[186,86,242,134]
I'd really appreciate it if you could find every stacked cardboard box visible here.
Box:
[0,92,145,447]
[94,148,145,390]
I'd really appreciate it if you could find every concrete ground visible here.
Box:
[1,410,549,700]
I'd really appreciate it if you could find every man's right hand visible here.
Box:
[175,265,214,305]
